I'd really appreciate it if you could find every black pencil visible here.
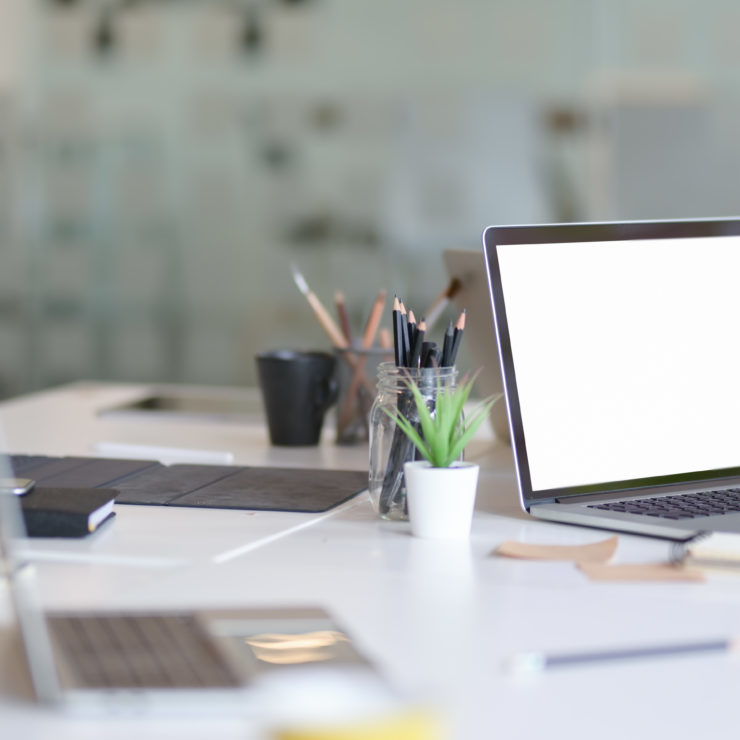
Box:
[420,341,436,368]
[407,309,417,356]
[424,347,439,368]
[448,309,466,366]
[381,300,416,513]
[441,319,454,366]
[409,318,426,368]
[392,295,403,367]
[399,300,411,367]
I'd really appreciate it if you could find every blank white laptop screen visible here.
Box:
[497,235,740,492]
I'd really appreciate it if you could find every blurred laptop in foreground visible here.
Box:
[0,423,387,716]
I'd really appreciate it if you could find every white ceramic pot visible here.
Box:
[403,460,480,539]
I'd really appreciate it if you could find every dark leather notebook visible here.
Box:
[20,486,117,538]
[113,464,242,505]
[169,467,369,513]
[10,455,157,487]
[10,455,368,518]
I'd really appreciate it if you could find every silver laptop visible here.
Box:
[483,218,740,541]
[0,439,370,713]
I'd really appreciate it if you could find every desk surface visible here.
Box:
[1,382,739,740]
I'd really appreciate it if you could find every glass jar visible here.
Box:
[368,362,459,521]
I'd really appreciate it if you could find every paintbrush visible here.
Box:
[290,264,348,349]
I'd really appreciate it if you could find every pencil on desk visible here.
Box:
[508,637,738,675]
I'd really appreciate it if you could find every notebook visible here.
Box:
[483,218,740,541]
[19,486,117,537]
[0,439,373,713]
[9,454,367,514]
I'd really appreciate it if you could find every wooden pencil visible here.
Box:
[361,288,387,346]
[337,289,387,434]
[334,290,353,345]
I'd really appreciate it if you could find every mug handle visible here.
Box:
[314,376,339,412]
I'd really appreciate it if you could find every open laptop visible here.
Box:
[483,218,740,541]
[0,439,371,713]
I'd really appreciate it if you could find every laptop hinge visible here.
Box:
[554,492,634,504]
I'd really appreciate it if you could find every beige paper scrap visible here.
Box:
[495,536,618,563]
[578,562,705,582]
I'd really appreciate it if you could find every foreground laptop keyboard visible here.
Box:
[588,489,740,520]
[47,613,242,689]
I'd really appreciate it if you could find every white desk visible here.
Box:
[1,382,739,739]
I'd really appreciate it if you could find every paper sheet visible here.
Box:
[495,536,618,563]
[578,562,705,582]
[685,532,740,564]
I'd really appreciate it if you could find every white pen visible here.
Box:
[507,638,737,675]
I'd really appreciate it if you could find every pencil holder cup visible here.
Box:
[368,362,459,521]
[335,346,394,446]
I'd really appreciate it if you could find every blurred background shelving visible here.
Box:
[1,0,740,397]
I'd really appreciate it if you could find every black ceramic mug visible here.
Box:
[255,350,338,446]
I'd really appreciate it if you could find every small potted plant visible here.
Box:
[385,374,500,539]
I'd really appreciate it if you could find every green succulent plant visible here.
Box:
[385,373,501,469]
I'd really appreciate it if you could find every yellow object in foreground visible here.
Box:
[273,709,444,740]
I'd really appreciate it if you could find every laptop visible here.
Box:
[0,438,372,713]
[483,218,740,541]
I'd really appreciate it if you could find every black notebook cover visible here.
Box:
[8,455,367,515]
[113,464,242,505]
[20,486,118,538]
[169,467,368,513]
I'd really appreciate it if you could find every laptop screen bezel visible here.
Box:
[482,217,740,507]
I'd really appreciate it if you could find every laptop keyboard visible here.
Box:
[47,613,242,689]
[588,488,740,520]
